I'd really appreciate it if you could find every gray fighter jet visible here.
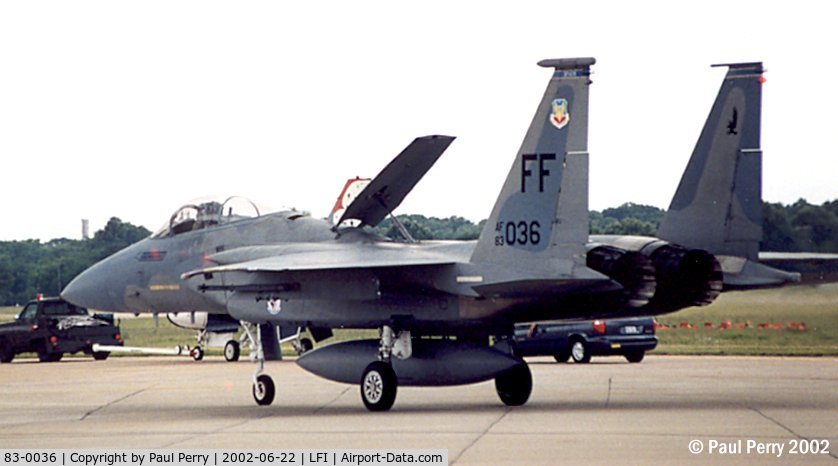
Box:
[60,58,783,411]
[64,57,626,410]
[588,62,800,316]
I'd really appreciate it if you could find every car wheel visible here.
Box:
[624,351,645,363]
[495,363,532,406]
[361,361,397,411]
[553,350,570,363]
[224,340,240,362]
[92,352,109,361]
[37,344,62,363]
[0,343,13,363]
[252,374,275,406]
[570,339,591,363]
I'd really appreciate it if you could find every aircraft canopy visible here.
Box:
[151,196,279,238]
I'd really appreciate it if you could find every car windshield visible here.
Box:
[41,301,88,316]
[151,196,277,238]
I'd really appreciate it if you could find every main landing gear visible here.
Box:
[358,325,410,411]
[189,320,256,362]
[357,327,532,411]
[495,363,532,406]
[361,361,397,411]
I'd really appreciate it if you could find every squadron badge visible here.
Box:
[266,298,282,315]
[550,98,570,129]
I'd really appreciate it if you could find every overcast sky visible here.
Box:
[1,1,835,241]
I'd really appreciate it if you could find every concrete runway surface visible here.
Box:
[0,355,836,465]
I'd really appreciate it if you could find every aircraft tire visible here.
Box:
[495,363,532,406]
[361,361,397,412]
[624,350,645,363]
[191,346,204,361]
[299,338,313,354]
[92,351,109,361]
[570,339,591,363]
[224,340,240,362]
[253,374,275,406]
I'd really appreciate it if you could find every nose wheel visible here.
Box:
[253,374,275,406]
[241,323,276,406]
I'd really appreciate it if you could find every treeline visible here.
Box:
[0,200,834,305]
[373,200,837,252]
[371,215,486,240]
[763,200,838,252]
[0,218,149,306]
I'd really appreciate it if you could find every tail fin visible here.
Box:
[329,177,371,227]
[471,58,594,276]
[657,62,764,261]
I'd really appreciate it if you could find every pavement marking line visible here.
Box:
[450,407,510,465]
[750,406,838,460]
[80,387,151,421]
[164,386,354,448]
[314,386,352,414]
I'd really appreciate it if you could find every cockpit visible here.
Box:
[151,196,278,238]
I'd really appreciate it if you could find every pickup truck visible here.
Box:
[514,317,658,363]
[0,297,123,363]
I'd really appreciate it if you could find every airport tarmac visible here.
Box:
[0,355,836,465]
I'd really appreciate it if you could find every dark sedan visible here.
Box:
[514,317,658,363]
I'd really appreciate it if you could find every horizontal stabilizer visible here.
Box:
[717,255,801,288]
[338,135,455,228]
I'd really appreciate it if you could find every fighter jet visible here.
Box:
[64,57,631,410]
[62,57,776,411]
[588,62,800,314]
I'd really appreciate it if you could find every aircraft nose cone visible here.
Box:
[62,258,128,312]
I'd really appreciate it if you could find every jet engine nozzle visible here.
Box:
[647,245,723,312]
[586,246,656,308]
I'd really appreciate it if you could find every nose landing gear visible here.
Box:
[241,323,276,406]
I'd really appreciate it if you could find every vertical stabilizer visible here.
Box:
[657,62,764,261]
[471,58,594,277]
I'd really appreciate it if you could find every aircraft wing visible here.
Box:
[181,241,466,279]
[337,135,455,228]
[184,250,455,277]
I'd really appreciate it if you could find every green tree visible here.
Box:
[761,202,801,251]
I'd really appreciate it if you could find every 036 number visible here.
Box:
[497,221,540,246]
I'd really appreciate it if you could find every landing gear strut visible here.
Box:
[242,323,276,406]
